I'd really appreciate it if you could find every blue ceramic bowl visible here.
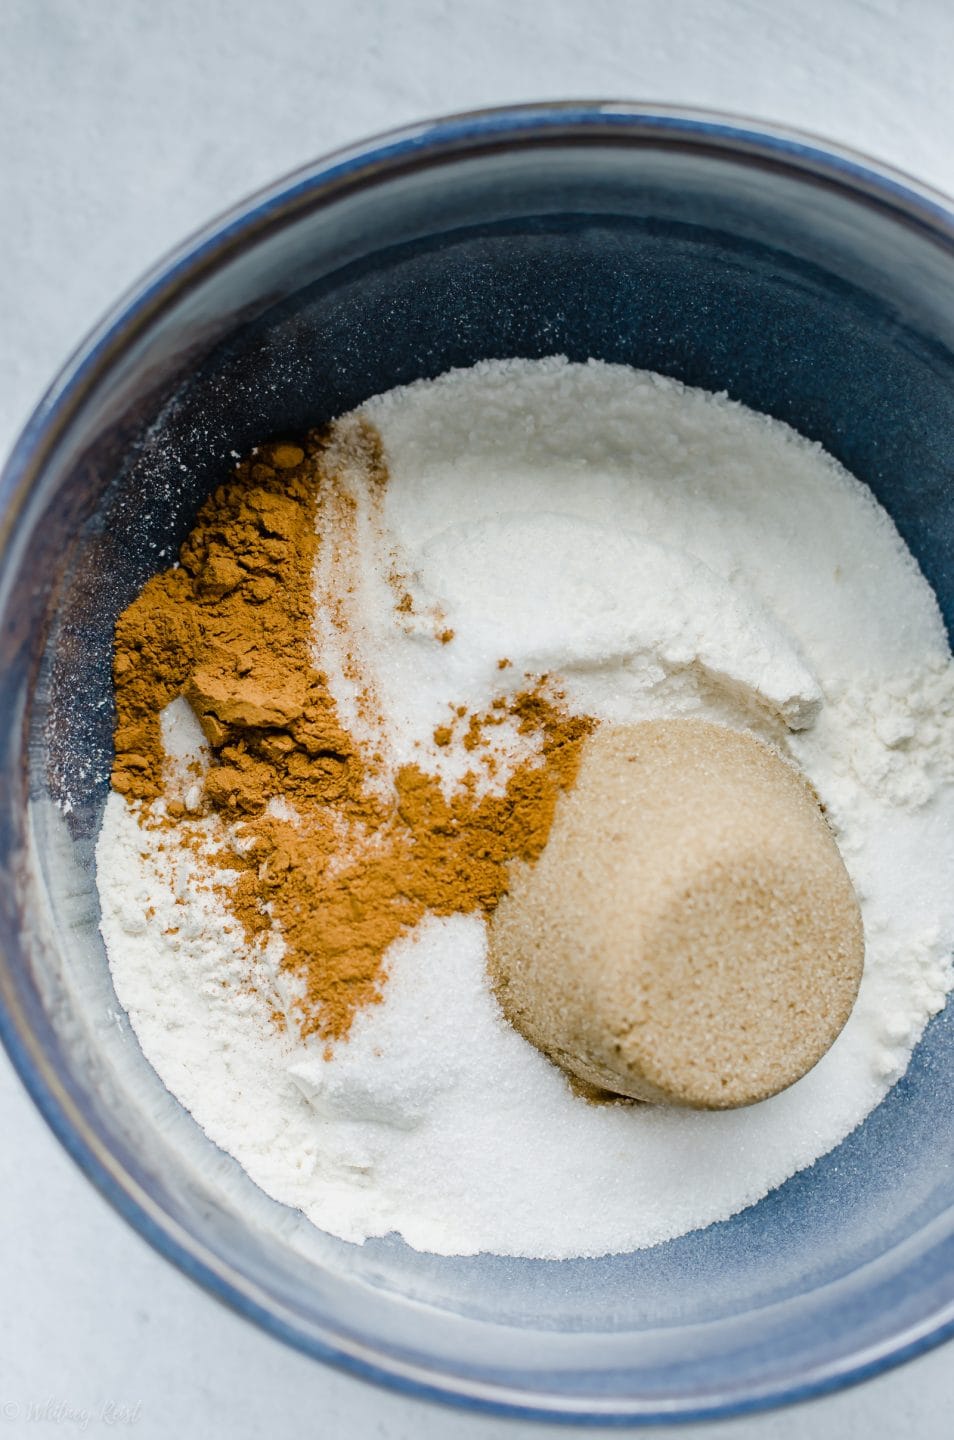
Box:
[2,103,954,1424]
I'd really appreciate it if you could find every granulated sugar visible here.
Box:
[97,358,954,1258]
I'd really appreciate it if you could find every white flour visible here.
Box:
[97,358,954,1258]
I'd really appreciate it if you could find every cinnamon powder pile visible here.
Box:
[111,428,591,1044]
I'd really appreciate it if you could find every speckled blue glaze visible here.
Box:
[2,104,954,1423]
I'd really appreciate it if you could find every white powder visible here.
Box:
[97,357,954,1259]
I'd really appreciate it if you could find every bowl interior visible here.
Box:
[3,113,954,1418]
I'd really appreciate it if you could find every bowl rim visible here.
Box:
[3,99,954,1424]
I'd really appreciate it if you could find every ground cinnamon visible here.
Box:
[111,426,591,1045]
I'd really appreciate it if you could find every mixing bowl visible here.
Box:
[2,102,954,1424]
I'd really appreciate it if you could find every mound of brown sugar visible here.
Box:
[111,424,592,1046]
[488,718,865,1109]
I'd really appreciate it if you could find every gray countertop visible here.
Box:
[3,1,954,1435]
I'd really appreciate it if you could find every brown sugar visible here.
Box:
[488,718,865,1109]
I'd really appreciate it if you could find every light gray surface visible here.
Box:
[2,1,954,1435]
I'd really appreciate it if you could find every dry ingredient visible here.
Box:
[490,718,865,1109]
[111,427,590,1045]
[97,357,954,1259]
